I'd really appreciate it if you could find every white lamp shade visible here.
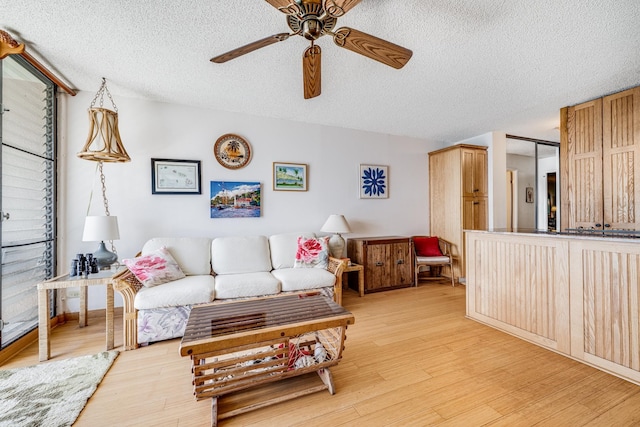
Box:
[82,215,120,242]
[321,214,351,234]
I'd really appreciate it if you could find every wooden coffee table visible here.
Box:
[179,293,355,426]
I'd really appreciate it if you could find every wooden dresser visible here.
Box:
[347,236,414,293]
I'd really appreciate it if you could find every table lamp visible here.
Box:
[321,214,351,258]
[82,215,120,269]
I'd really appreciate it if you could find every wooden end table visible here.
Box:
[343,262,365,297]
[37,267,124,361]
[179,293,355,426]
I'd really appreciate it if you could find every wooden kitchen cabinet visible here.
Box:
[429,144,488,280]
[347,236,414,293]
[561,86,640,231]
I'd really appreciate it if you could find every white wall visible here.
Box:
[59,91,443,310]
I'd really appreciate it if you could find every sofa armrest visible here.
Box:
[112,268,143,350]
[327,256,347,305]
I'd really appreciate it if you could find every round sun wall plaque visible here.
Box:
[214,134,251,169]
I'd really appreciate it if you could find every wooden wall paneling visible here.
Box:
[567,99,603,229]
[560,107,570,231]
[466,232,571,355]
[602,87,640,230]
[569,239,640,383]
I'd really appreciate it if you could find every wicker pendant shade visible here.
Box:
[78,78,130,163]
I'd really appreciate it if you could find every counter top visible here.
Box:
[466,228,640,242]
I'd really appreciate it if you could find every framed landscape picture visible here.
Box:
[273,162,308,191]
[210,181,261,218]
[151,158,201,194]
[359,164,388,199]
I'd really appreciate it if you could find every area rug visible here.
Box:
[0,350,119,427]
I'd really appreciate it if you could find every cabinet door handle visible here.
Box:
[375,262,384,267]
[595,223,602,228]
[473,202,479,205]
[604,224,611,228]
[397,259,404,265]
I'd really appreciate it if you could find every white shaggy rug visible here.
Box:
[0,350,119,427]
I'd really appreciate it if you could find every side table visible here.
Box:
[343,263,365,297]
[37,267,124,361]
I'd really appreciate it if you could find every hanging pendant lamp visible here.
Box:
[77,78,131,163]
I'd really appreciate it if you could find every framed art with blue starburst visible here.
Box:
[359,164,388,199]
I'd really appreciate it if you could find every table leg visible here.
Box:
[211,397,218,427]
[79,285,88,327]
[38,288,51,362]
[317,368,335,394]
[106,282,114,350]
[358,269,364,297]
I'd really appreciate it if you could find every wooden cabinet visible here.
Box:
[429,144,488,279]
[347,236,413,293]
[561,86,640,231]
[466,230,640,385]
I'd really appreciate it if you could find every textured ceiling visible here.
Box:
[2,1,639,143]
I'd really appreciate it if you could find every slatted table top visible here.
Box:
[179,293,354,357]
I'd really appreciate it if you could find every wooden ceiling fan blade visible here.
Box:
[303,45,321,99]
[211,33,290,63]
[323,0,362,17]
[333,27,412,69]
[264,0,302,15]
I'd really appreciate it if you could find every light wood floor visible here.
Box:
[3,282,640,426]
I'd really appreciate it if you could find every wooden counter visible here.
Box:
[466,230,640,385]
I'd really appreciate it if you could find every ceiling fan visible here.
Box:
[211,0,413,99]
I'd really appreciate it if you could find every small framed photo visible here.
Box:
[151,159,201,194]
[526,186,534,203]
[359,164,388,199]
[273,162,308,191]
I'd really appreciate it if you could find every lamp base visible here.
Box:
[327,234,346,258]
[93,241,117,270]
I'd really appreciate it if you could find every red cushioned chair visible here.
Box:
[412,236,455,287]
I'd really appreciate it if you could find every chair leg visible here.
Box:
[449,262,455,287]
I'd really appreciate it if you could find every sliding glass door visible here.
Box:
[0,56,56,349]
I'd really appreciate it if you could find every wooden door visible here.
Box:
[364,243,391,291]
[462,148,488,198]
[602,87,640,231]
[463,197,487,230]
[567,99,603,229]
[390,241,413,287]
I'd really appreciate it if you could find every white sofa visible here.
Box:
[113,232,346,350]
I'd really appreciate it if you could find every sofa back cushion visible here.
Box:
[211,235,272,274]
[142,237,212,275]
[269,232,316,269]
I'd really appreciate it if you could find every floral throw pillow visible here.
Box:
[123,247,186,287]
[294,236,329,269]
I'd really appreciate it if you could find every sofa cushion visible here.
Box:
[211,235,272,274]
[294,236,330,269]
[134,275,216,310]
[123,247,185,288]
[214,272,281,299]
[142,237,212,275]
[269,232,316,269]
[271,268,336,292]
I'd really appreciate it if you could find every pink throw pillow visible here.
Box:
[123,247,185,287]
[294,236,329,269]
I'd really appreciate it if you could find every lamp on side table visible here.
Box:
[321,214,351,258]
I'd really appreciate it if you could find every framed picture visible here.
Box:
[526,186,534,203]
[210,181,261,218]
[359,164,388,199]
[273,162,308,191]
[151,159,201,194]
